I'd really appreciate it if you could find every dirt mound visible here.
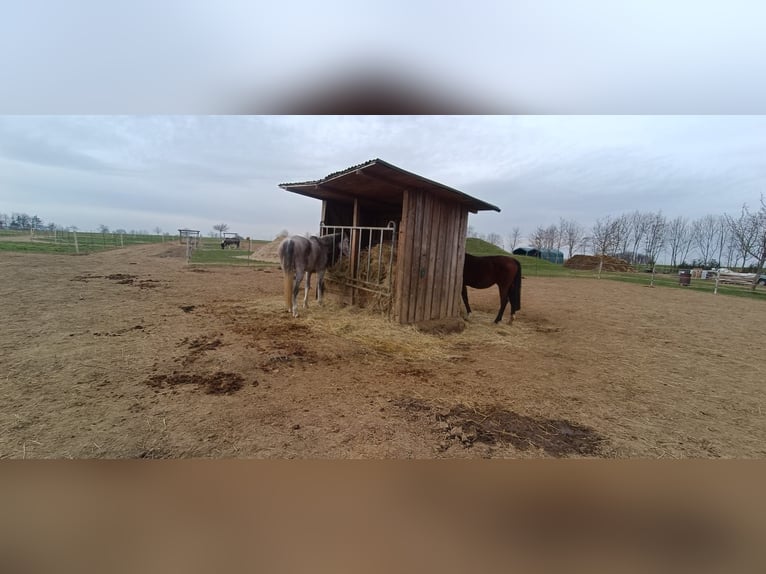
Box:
[564,255,634,272]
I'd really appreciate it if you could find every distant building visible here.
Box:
[512,247,565,264]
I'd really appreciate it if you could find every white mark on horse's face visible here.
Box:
[340,235,350,257]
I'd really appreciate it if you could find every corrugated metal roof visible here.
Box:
[279,158,500,213]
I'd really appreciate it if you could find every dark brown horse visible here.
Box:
[461,253,522,324]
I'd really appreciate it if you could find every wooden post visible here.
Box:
[350,198,360,304]
[394,190,412,323]
[73,231,79,254]
[120,233,124,248]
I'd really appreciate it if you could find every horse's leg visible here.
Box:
[494,283,510,324]
[283,270,294,313]
[292,270,304,317]
[317,270,325,306]
[461,285,471,315]
[506,289,515,324]
[304,271,311,308]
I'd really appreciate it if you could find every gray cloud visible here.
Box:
[1,116,765,242]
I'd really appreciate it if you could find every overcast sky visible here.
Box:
[1,115,765,244]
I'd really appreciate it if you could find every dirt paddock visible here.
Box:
[2,243,764,458]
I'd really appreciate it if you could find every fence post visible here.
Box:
[73,231,79,254]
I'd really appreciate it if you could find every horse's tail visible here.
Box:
[511,258,522,313]
[279,239,295,311]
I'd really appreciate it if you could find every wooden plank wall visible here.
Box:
[394,190,469,324]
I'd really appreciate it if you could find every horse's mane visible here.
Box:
[314,232,344,250]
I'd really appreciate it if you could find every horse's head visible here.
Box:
[339,233,350,258]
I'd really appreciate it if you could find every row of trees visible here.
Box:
[470,197,766,275]
[0,212,168,237]
[0,212,47,230]
[2,211,239,240]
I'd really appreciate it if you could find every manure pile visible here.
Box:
[564,255,634,272]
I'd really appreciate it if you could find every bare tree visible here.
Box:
[613,213,631,259]
[98,224,109,234]
[644,212,668,262]
[691,214,720,266]
[627,211,651,264]
[530,224,558,250]
[577,235,592,255]
[591,216,620,257]
[486,232,504,249]
[591,216,622,277]
[553,222,565,255]
[723,228,739,267]
[213,223,230,237]
[725,204,760,271]
[666,216,693,268]
[751,196,766,288]
[466,224,486,241]
[644,212,667,285]
[726,197,766,290]
[713,215,730,268]
[530,226,546,250]
[560,219,584,259]
[507,227,521,252]
[543,224,558,250]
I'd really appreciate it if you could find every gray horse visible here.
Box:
[278,232,349,317]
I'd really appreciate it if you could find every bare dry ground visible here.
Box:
[2,242,765,459]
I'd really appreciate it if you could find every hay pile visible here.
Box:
[331,243,396,285]
[291,299,533,362]
[326,243,397,314]
[564,255,634,272]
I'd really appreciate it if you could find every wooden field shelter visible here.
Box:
[178,229,200,247]
[279,159,500,326]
